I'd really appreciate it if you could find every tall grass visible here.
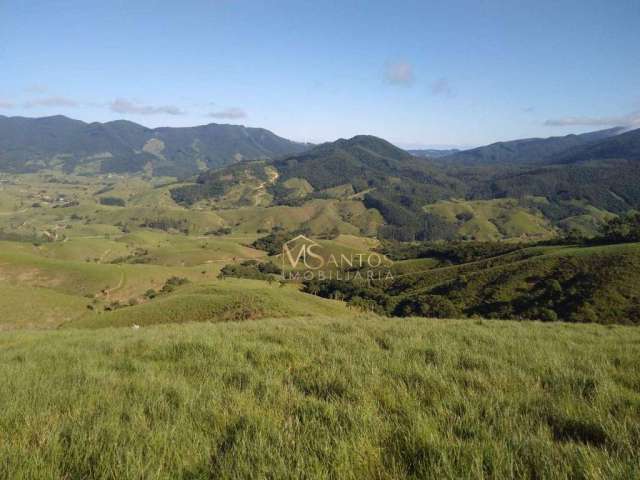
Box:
[0,316,638,479]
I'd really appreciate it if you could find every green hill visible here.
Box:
[554,127,640,165]
[169,128,640,241]
[64,280,349,329]
[306,241,640,325]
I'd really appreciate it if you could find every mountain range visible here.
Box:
[0,115,308,177]
[2,114,639,241]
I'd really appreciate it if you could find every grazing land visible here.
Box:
[1,317,639,479]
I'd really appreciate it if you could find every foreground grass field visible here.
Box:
[1,317,638,479]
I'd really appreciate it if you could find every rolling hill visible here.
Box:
[0,115,309,177]
[4,116,640,242]
[171,135,465,239]
[459,128,640,217]
[307,240,640,325]
[171,128,640,241]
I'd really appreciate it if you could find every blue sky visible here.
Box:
[1,0,638,148]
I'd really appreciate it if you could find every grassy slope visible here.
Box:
[423,198,556,241]
[217,199,383,236]
[66,280,350,329]
[0,232,351,329]
[0,317,638,479]
[0,283,88,329]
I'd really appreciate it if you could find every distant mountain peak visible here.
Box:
[0,115,308,177]
[437,127,628,166]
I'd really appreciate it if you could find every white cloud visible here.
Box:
[208,107,247,119]
[430,77,454,97]
[110,98,184,115]
[0,100,15,109]
[385,61,414,86]
[24,96,79,108]
[544,111,640,129]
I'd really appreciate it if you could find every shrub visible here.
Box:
[205,227,232,236]
[160,277,190,294]
[99,196,126,207]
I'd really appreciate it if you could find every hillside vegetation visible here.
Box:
[1,169,639,328]
[305,240,640,325]
[172,128,640,242]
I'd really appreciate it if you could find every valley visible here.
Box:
[0,120,638,478]
[3,2,638,477]
[1,121,639,329]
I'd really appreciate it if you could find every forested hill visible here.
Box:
[172,127,640,242]
[0,115,308,177]
[435,127,625,166]
[271,135,455,190]
[456,128,640,215]
[552,127,640,164]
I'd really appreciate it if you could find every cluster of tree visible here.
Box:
[378,240,526,263]
[364,196,461,242]
[99,196,126,207]
[252,227,311,255]
[171,161,271,205]
[218,260,281,280]
[266,182,308,206]
[139,217,191,234]
[170,182,225,205]
[94,277,190,312]
[544,212,640,246]
[144,276,190,299]
[205,226,232,236]
[597,212,640,244]
[110,248,150,264]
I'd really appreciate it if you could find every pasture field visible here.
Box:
[0,317,638,479]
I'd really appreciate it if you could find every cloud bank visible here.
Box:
[24,96,79,108]
[110,98,184,115]
[208,107,247,119]
[544,111,640,129]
